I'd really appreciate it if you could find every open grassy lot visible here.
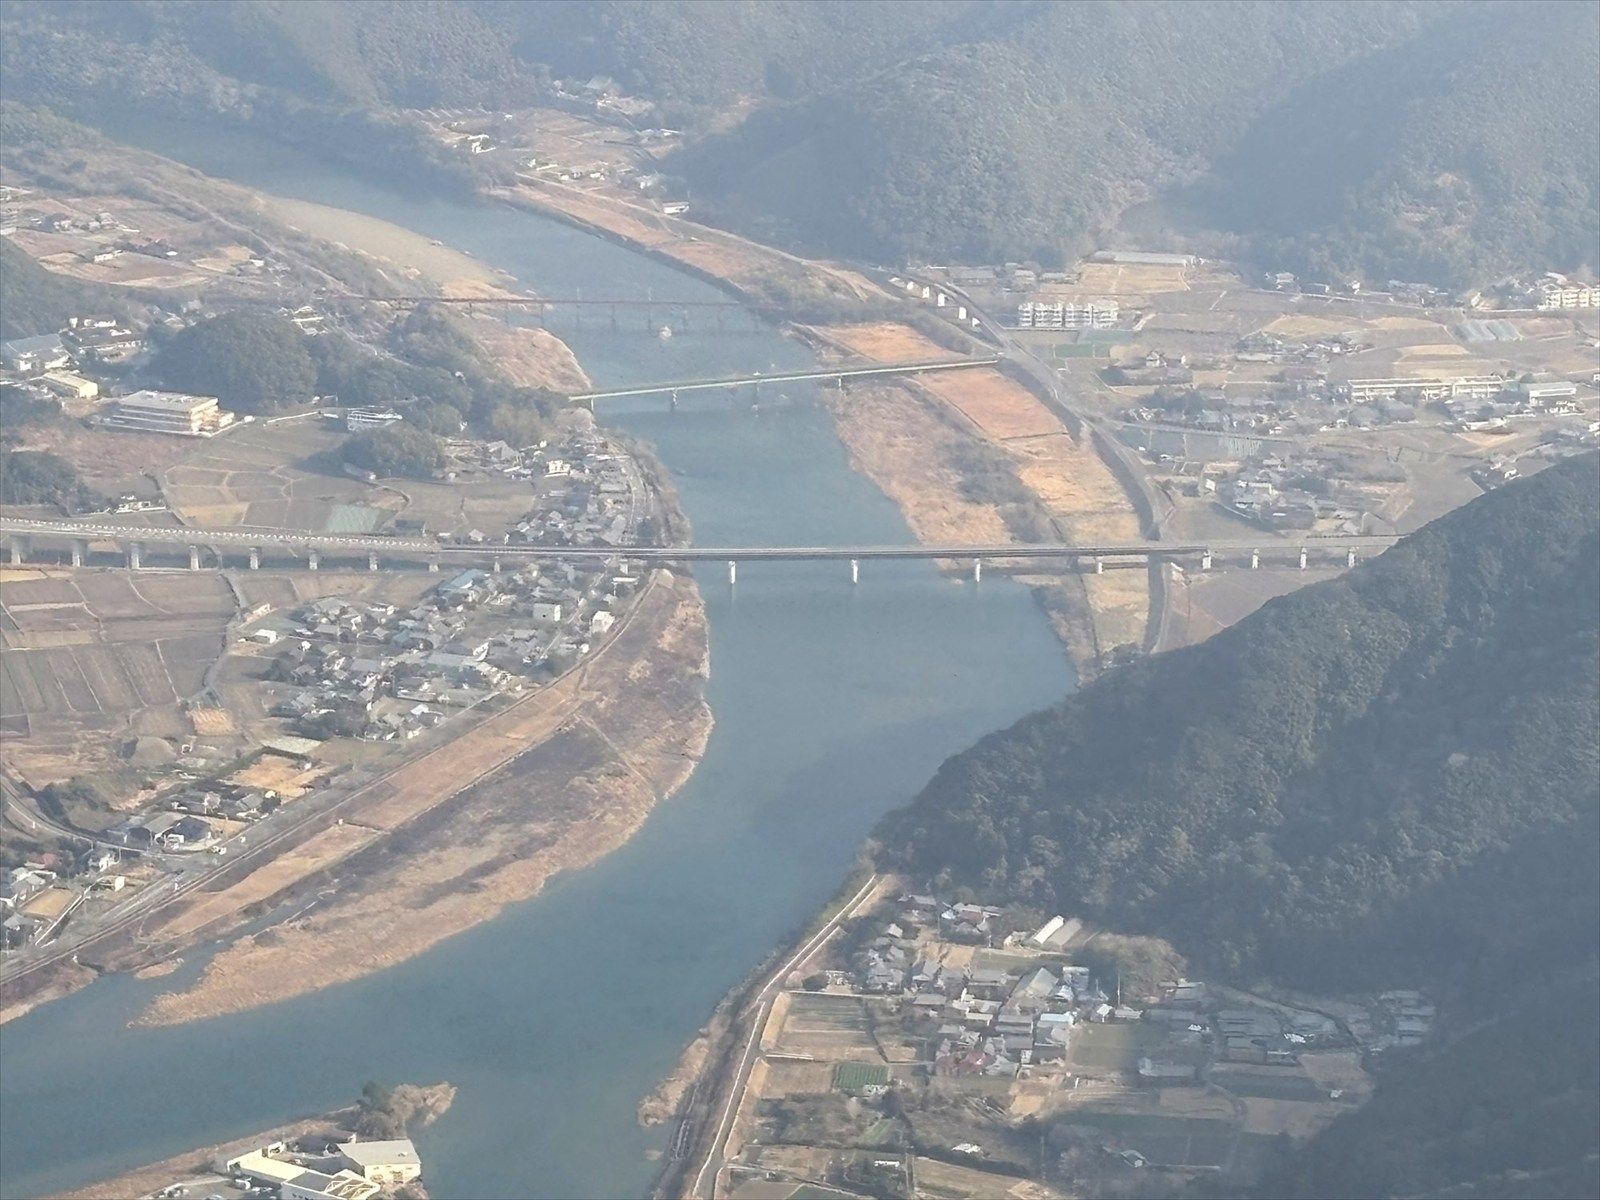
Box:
[1065,1022,1170,1074]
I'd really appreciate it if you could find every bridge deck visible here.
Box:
[0,518,1399,562]
[573,356,999,401]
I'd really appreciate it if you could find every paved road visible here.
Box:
[688,873,885,1199]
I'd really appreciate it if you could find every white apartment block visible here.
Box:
[1537,282,1598,310]
[1015,300,1120,330]
[1342,376,1504,404]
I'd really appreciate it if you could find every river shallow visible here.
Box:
[0,127,1072,1200]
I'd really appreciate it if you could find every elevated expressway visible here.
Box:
[0,516,1399,579]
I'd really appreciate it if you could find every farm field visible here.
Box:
[0,569,240,791]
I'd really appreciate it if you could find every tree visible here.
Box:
[0,450,102,512]
[152,313,316,414]
[342,425,444,479]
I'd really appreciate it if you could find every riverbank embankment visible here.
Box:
[501,179,1150,671]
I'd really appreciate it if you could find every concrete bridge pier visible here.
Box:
[669,388,679,413]
[1200,550,1213,571]
[727,560,737,586]
[369,551,380,571]
[850,558,859,585]
[127,543,142,571]
[1298,547,1309,570]
[491,557,502,574]
[1093,556,1104,575]
[248,548,260,571]
[1250,549,1260,570]
[307,549,320,571]
[7,535,25,565]
[972,559,982,583]
[70,539,86,568]
[428,558,440,573]
[1346,548,1358,568]
[188,546,201,571]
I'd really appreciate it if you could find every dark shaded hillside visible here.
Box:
[878,454,1600,997]
[1193,0,1600,286]
[675,1,1441,267]
[0,241,139,341]
[1267,976,1600,1199]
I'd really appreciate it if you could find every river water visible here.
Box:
[0,129,1071,1200]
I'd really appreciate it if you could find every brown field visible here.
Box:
[820,321,949,362]
[20,886,76,920]
[223,753,325,797]
[1261,314,1363,339]
[913,1156,1059,1200]
[0,571,238,787]
[827,385,1015,547]
[1075,262,1192,296]
[187,707,236,736]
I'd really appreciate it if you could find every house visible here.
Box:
[280,1169,381,1200]
[39,370,99,401]
[1,334,70,374]
[435,569,491,606]
[335,1139,422,1187]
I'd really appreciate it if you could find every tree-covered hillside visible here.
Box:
[675,0,1597,284]
[878,453,1600,998]
[1193,0,1600,286]
[0,241,139,341]
[1268,976,1600,1199]
[2,1,1594,285]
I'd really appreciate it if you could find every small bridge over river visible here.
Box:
[0,517,1398,581]
[571,356,999,405]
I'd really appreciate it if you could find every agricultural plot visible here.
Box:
[773,994,881,1058]
[831,1063,890,1093]
[0,570,238,790]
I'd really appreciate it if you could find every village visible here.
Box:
[717,888,1428,1200]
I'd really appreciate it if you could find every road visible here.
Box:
[687,873,885,1200]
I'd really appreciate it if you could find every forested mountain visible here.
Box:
[2,1,1593,285]
[879,453,1599,997]
[880,453,1600,1193]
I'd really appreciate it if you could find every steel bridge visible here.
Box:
[572,356,1000,403]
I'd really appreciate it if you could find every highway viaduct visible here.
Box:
[0,517,1398,583]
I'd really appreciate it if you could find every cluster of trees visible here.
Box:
[152,312,317,414]
[1267,976,1600,1199]
[880,453,1599,998]
[148,308,564,449]
[341,424,443,480]
[0,449,102,512]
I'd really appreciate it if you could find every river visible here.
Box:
[0,127,1072,1200]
